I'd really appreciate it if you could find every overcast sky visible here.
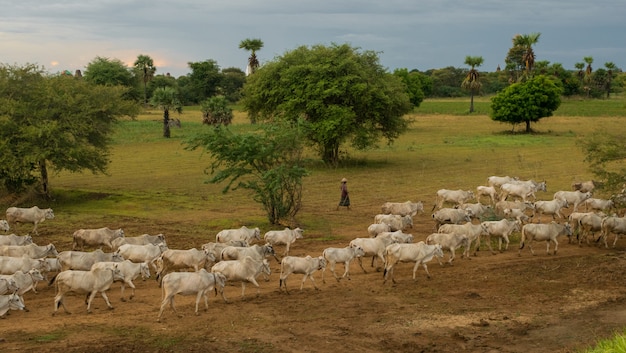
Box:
[1,0,624,78]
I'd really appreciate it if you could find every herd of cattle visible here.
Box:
[1,176,626,322]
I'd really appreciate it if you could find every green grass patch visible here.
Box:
[580,330,626,352]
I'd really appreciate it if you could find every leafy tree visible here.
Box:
[604,62,617,98]
[580,131,626,194]
[0,64,139,196]
[505,33,541,82]
[241,43,412,165]
[220,67,246,102]
[490,75,562,133]
[239,38,264,75]
[583,56,594,98]
[461,56,484,113]
[425,66,466,97]
[150,87,182,138]
[201,96,233,125]
[133,54,156,106]
[185,121,308,225]
[392,68,425,107]
[83,56,138,101]
[187,59,222,104]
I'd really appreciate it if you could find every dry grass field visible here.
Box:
[2,102,626,352]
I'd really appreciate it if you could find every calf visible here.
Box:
[425,232,468,264]
[321,245,365,283]
[383,242,444,284]
[279,255,326,293]
[157,270,227,322]
[210,257,271,300]
[476,186,498,204]
[519,222,572,256]
[52,266,125,315]
[91,260,151,301]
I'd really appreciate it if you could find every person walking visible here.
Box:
[337,178,350,210]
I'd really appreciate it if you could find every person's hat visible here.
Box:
[341,178,348,183]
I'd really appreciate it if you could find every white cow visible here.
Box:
[215,226,261,245]
[211,256,271,300]
[5,206,54,235]
[480,219,521,254]
[201,241,247,263]
[487,175,518,188]
[476,186,499,204]
[156,248,215,285]
[0,255,50,275]
[519,222,572,256]
[349,235,398,272]
[438,222,486,258]
[220,243,277,262]
[116,243,168,272]
[572,180,597,193]
[381,201,424,217]
[0,220,9,233]
[383,242,444,284]
[584,198,615,213]
[495,200,534,218]
[72,227,125,251]
[577,212,606,246]
[433,189,475,210]
[500,183,540,202]
[432,208,472,230]
[425,232,468,264]
[457,202,492,220]
[367,223,391,237]
[57,249,124,272]
[0,293,25,317]
[52,266,125,315]
[0,278,19,295]
[111,234,166,251]
[91,260,151,301]
[503,208,531,224]
[321,245,365,283]
[279,255,326,293]
[533,198,569,222]
[374,214,413,231]
[263,227,304,258]
[0,243,58,258]
[600,216,626,248]
[0,269,45,309]
[553,190,592,212]
[157,270,227,322]
[0,234,33,246]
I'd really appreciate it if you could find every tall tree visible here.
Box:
[604,62,617,98]
[150,87,182,138]
[490,75,562,133]
[133,54,156,106]
[239,38,264,75]
[461,56,484,113]
[506,32,541,82]
[583,56,594,98]
[392,68,425,108]
[241,43,412,165]
[0,64,139,196]
[187,59,221,104]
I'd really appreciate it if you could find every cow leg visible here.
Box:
[528,242,536,256]
[100,291,114,310]
[53,293,70,315]
[341,261,351,280]
[330,263,341,282]
[613,233,620,248]
[126,280,136,301]
[308,274,320,291]
[194,292,203,315]
[553,238,558,255]
[357,257,367,274]
[503,235,510,250]
[86,291,99,313]
[157,297,169,322]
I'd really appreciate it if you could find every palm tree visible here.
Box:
[150,87,182,138]
[512,32,541,79]
[461,56,484,113]
[134,54,156,106]
[583,56,594,98]
[604,62,617,98]
[239,38,264,75]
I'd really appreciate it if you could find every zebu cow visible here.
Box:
[500,181,546,202]
[367,223,391,237]
[432,208,472,230]
[156,248,215,284]
[116,243,168,272]
[476,186,499,204]
[0,220,9,233]
[458,202,493,220]
[5,206,54,235]
[321,245,365,283]
[279,255,326,293]
[215,226,261,245]
[572,180,597,193]
[220,243,277,263]
[52,266,125,315]
[425,232,468,264]
[0,278,19,295]
[374,214,413,231]
[349,235,398,272]
[533,198,569,222]
[0,293,25,318]
[495,200,534,218]
[600,216,626,248]
[577,212,606,246]
[583,198,615,213]
[72,227,125,251]
[57,249,124,272]
[211,257,271,300]
[91,260,151,301]
[157,270,227,322]
[0,255,49,275]
[201,241,247,263]
[553,190,592,212]
[0,234,33,246]
[0,269,45,310]
[433,189,475,210]
[438,222,486,258]
[381,201,424,217]
[383,242,444,284]
[487,175,518,188]
[0,243,58,258]
[111,234,166,251]
[519,222,572,256]
[263,227,304,258]
[480,219,521,254]
[503,208,531,224]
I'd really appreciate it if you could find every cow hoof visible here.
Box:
[23,307,29,312]
[121,298,127,302]
[107,306,115,310]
